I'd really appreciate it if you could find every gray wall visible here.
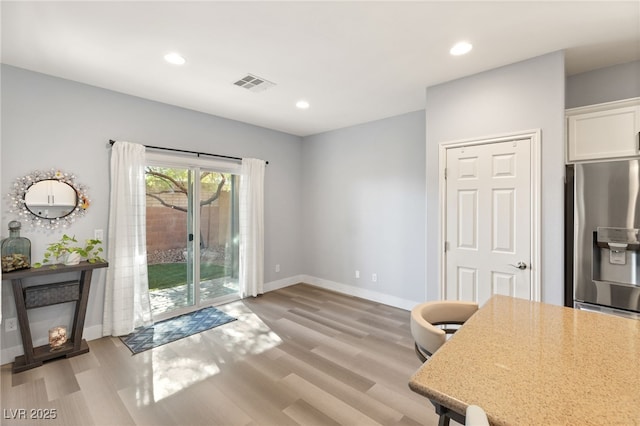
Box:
[1,65,303,357]
[425,51,566,305]
[301,111,426,305]
[566,60,640,108]
[4,55,635,361]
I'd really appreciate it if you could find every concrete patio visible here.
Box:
[149,277,239,316]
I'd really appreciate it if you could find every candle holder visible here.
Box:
[49,326,67,350]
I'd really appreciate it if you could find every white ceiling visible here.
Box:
[2,1,639,136]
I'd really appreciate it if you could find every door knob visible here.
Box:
[509,261,528,270]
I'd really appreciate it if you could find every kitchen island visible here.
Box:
[409,295,640,425]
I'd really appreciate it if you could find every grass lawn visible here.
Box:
[147,263,228,290]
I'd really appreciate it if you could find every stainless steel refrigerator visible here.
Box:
[566,159,640,319]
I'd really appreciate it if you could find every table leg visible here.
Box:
[438,414,450,426]
[433,402,465,426]
[11,278,37,366]
[70,269,92,351]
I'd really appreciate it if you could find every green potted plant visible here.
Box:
[34,234,104,268]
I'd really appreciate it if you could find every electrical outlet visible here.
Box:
[5,317,17,332]
[355,270,360,279]
[372,273,377,283]
[94,229,104,241]
[275,264,280,273]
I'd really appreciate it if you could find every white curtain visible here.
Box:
[239,158,265,298]
[103,141,153,336]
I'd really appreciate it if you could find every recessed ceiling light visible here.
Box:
[450,41,473,56]
[296,100,310,109]
[164,52,186,65]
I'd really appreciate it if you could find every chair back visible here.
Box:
[410,300,478,356]
[465,405,489,426]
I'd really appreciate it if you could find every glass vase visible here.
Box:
[1,221,31,272]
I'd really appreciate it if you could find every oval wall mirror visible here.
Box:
[24,180,78,219]
[8,169,90,230]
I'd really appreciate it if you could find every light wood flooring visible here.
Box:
[1,284,441,426]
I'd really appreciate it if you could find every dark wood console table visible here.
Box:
[2,261,108,373]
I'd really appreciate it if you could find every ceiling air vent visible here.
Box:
[233,74,276,93]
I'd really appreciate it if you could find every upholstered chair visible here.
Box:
[410,300,478,362]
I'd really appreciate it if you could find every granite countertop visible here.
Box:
[409,295,640,425]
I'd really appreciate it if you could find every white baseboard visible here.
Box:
[298,275,419,311]
[83,324,104,342]
[263,274,419,311]
[263,274,306,292]
[1,343,25,367]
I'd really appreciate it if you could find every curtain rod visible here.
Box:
[108,140,268,164]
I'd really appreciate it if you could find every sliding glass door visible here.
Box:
[145,156,240,320]
[197,169,240,305]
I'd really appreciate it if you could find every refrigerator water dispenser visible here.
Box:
[592,227,640,287]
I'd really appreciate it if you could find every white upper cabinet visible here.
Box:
[566,97,640,162]
[24,180,77,207]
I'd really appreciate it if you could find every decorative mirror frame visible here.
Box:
[8,169,91,230]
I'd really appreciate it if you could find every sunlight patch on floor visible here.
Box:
[132,300,282,404]
[215,301,283,357]
[151,340,221,402]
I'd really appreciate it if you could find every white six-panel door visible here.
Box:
[444,138,532,305]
